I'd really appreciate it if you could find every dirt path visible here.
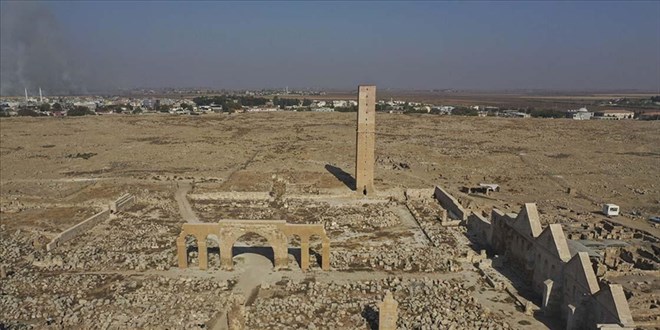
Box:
[175,181,200,223]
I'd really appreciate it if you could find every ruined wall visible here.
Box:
[46,209,111,251]
[587,284,635,329]
[480,204,635,329]
[433,186,467,221]
[111,193,135,213]
[188,192,273,201]
[466,212,492,247]
[489,209,535,279]
[531,225,571,295]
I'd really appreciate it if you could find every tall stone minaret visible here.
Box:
[355,85,376,196]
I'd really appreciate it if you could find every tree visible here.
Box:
[302,99,312,106]
[52,103,63,112]
[67,106,94,116]
[335,105,357,112]
[451,108,479,116]
[18,108,41,117]
[39,103,51,112]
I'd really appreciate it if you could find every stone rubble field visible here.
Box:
[1,113,658,329]
[248,277,511,330]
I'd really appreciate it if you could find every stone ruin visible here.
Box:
[378,291,398,330]
[355,85,376,196]
[176,220,330,271]
[465,201,635,329]
[227,294,246,330]
[46,193,136,251]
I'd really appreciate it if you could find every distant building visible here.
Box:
[566,108,593,120]
[593,109,634,120]
[433,106,454,115]
[501,110,531,118]
[639,111,660,120]
[246,107,278,112]
[313,107,334,112]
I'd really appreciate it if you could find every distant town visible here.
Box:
[1,88,659,120]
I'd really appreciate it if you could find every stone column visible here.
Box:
[378,291,398,330]
[176,236,188,269]
[198,240,208,270]
[321,239,330,271]
[274,246,288,270]
[355,85,376,196]
[221,243,234,270]
[300,236,310,272]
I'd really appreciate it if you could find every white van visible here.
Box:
[602,204,620,217]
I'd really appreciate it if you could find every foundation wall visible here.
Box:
[46,209,111,251]
[111,194,136,213]
[466,212,492,246]
[433,186,467,221]
[188,192,273,201]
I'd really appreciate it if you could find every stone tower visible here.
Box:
[356,85,376,195]
[378,291,398,330]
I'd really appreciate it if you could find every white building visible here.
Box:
[594,109,634,120]
[567,108,593,120]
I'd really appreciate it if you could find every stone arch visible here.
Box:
[232,231,276,268]
[219,228,288,271]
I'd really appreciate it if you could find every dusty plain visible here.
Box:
[1,113,659,329]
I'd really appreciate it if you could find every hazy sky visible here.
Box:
[1,1,659,94]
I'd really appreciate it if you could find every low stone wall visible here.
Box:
[46,209,111,251]
[189,192,273,201]
[466,212,492,246]
[111,193,136,213]
[433,186,467,221]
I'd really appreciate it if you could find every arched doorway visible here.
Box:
[231,232,276,269]
[184,234,199,268]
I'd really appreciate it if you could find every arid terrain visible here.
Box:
[1,113,658,329]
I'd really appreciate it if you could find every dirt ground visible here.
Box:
[1,113,659,329]
[1,113,658,220]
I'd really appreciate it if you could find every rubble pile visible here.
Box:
[330,246,458,272]
[192,200,399,231]
[1,272,232,329]
[247,277,510,329]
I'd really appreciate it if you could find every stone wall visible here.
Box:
[188,192,273,201]
[46,209,111,251]
[433,186,467,221]
[470,203,635,329]
[111,193,136,213]
[466,212,492,247]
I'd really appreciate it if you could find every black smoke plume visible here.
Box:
[1,1,86,96]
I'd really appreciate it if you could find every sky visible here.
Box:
[1,1,659,94]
